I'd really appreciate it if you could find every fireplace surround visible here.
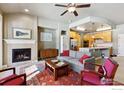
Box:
[12,48,31,63]
[4,39,37,66]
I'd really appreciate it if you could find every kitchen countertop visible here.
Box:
[79,47,111,50]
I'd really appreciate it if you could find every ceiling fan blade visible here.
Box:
[60,10,68,16]
[55,4,67,7]
[73,11,78,16]
[76,4,91,8]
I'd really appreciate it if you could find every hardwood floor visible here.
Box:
[112,56,124,83]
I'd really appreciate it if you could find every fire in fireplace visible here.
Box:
[12,48,31,63]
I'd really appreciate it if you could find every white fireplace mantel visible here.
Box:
[4,39,37,66]
[4,39,36,44]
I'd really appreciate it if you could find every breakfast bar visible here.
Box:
[79,47,111,57]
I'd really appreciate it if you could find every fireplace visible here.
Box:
[12,48,31,63]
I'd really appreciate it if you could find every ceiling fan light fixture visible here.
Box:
[68,7,76,12]
[55,3,91,16]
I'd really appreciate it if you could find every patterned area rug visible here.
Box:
[27,69,82,85]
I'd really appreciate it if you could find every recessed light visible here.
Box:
[92,36,95,38]
[24,9,29,12]
[76,26,85,31]
[96,27,112,31]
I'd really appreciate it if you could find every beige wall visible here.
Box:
[38,27,56,50]
[38,17,69,52]
[3,13,38,65]
[83,30,112,47]
[70,31,81,47]
[4,13,37,40]
[0,10,3,69]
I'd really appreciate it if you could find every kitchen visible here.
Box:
[69,16,114,58]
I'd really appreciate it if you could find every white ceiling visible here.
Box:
[0,3,124,25]
[71,22,111,32]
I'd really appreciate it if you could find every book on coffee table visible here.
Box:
[56,62,65,66]
[51,59,58,63]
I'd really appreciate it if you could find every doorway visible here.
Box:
[0,14,2,68]
[69,30,81,51]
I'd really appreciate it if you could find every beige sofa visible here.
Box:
[58,50,95,73]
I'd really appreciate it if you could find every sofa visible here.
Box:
[57,50,95,74]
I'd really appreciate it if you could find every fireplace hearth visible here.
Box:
[12,48,31,63]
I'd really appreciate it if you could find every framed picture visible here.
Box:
[13,28,31,39]
[40,32,52,41]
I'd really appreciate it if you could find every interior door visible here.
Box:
[60,35,68,53]
[118,34,124,56]
[0,14,2,68]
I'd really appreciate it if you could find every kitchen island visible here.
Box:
[79,47,112,57]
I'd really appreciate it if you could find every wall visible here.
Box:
[69,31,81,47]
[112,28,118,55]
[3,13,38,65]
[4,13,37,40]
[38,17,69,52]
[38,27,56,49]
[111,24,124,55]
[114,24,124,55]
[0,10,3,69]
[69,16,115,29]
[38,17,58,29]
[83,30,112,47]
[3,14,69,65]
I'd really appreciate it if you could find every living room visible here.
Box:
[0,1,124,91]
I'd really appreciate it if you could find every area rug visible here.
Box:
[27,69,82,85]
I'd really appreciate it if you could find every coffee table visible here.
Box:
[45,59,69,81]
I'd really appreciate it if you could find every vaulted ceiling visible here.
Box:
[0,3,124,25]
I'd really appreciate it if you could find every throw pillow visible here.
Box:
[79,54,90,64]
[62,50,69,56]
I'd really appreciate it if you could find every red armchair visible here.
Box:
[81,58,119,85]
[0,68,26,85]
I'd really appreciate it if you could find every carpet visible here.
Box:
[27,68,124,86]
[27,69,82,85]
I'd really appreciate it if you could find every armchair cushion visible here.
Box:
[82,70,101,84]
[0,68,26,85]
[79,54,90,64]
[0,74,16,84]
[3,77,24,85]
[0,74,26,85]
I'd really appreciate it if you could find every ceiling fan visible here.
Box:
[55,3,91,16]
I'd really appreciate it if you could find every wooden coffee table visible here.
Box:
[45,59,69,81]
